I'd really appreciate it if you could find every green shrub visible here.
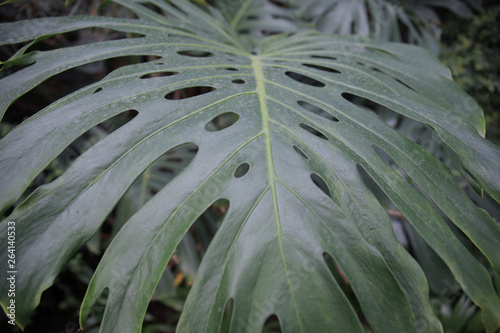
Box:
[440,0,500,145]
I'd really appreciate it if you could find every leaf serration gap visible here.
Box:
[205,112,240,132]
[164,86,216,100]
[293,145,308,159]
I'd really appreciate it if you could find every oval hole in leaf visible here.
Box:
[205,112,239,132]
[272,14,294,22]
[341,92,400,127]
[297,100,339,122]
[303,63,341,74]
[285,71,325,87]
[222,67,238,71]
[139,71,178,79]
[263,314,282,332]
[165,86,216,100]
[261,30,281,36]
[299,123,329,140]
[231,79,245,84]
[370,67,417,92]
[93,87,103,94]
[234,163,250,178]
[293,145,308,159]
[311,55,337,61]
[311,173,331,198]
[107,55,162,71]
[177,50,213,57]
[395,78,416,92]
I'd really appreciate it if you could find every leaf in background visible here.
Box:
[293,0,479,54]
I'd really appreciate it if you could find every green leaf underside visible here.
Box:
[0,1,499,332]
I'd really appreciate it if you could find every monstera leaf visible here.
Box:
[1,0,499,332]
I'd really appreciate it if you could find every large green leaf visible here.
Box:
[0,0,499,332]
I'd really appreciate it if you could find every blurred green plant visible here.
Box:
[294,0,481,54]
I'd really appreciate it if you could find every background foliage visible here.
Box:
[440,0,500,145]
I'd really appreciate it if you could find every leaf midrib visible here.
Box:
[251,55,304,332]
